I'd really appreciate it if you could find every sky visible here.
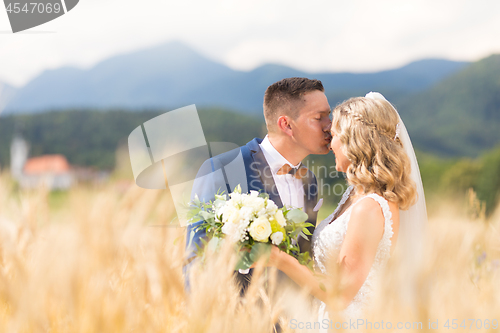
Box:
[1,0,500,87]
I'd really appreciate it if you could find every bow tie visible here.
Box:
[276,164,308,179]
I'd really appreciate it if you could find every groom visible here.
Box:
[184,77,332,292]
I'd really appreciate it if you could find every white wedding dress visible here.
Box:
[310,92,427,331]
[312,185,394,325]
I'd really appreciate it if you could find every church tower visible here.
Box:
[10,134,29,180]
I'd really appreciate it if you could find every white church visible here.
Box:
[10,135,74,190]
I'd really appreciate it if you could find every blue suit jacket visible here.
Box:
[184,138,319,292]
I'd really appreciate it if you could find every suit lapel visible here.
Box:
[299,163,318,254]
[301,164,318,221]
[242,138,283,208]
[252,149,284,208]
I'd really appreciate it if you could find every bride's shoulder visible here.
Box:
[345,196,385,244]
[351,194,400,228]
[351,193,398,221]
[351,196,386,221]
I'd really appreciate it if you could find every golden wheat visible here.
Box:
[0,172,498,332]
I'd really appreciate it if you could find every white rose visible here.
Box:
[266,200,278,215]
[221,222,237,239]
[274,210,287,227]
[229,192,242,204]
[248,216,272,242]
[222,205,240,224]
[256,207,267,217]
[214,200,228,218]
[239,206,254,220]
[243,195,265,213]
[222,221,247,243]
[249,190,259,197]
[271,231,284,245]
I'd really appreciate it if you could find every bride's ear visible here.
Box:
[277,115,293,136]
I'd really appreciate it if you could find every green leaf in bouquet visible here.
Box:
[214,194,227,201]
[286,209,308,224]
[233,184,242,194]
[289,227,303,240]
[283,224,294,233]
[297,251,315,271]
[289,221,314,239]
[277,238,288,252]
[296,222,314,240]
[235,251,253,271]
[258,192,269,200]
[192,223,206,234]
[199,210,214,221]
[298,232,310,242]
[187,229,196,248]
[235,243,271,271]
[192,194,201,207]
[250,242,271,262]
[186,206,202,223]
[194,237,209,257]
[207,236,223,252]
[202,202,213,210]
[302,229,312,236]
[213,203,225,214]
[298,222,314,235]
[288,244,300,253]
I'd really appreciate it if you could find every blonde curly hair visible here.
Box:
[331,97,417,210]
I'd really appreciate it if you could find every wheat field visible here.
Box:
[0,173,498,333]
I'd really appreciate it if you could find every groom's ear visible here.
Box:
[277,115,293,136]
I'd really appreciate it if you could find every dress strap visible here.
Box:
[327,185,354,224]
[337,186,354,211]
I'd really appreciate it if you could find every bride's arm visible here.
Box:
[266,198,386,307]
[335,199,385,305]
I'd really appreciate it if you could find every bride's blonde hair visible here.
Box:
[332,97,417,210]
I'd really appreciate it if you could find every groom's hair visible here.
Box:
[263,77,324,133]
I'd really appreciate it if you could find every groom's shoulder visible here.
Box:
[210,138,262,165]
[197,137,263,173]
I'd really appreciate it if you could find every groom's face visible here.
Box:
[289,90,332,155]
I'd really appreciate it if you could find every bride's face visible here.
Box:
[330,129,351,172]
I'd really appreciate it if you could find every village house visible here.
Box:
[10,134,108,190]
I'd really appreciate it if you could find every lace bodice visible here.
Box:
[311,186,394,321]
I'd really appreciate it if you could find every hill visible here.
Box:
[0,108,265,170]
[0,81,16,114]
[2,41,467,115]
[399,54,500,157]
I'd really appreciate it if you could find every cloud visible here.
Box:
[1,0,500,86]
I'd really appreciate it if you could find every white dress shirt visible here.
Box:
[259,135,305,210]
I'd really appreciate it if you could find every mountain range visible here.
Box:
[2,41,500,157]
[399,54,500,157]
[0,81,16,112]
[1,41,467,115]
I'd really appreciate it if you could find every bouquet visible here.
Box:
[187,185,314,273]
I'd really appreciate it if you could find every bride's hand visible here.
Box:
[250,245,285,270]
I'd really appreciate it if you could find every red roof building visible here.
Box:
[23,155,70,175]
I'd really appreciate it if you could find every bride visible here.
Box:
[257,92,427,324]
